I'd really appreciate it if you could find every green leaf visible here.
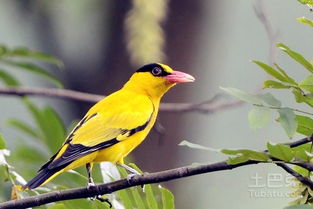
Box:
[0,45,8,56]
[267,142,294,161]
[160,186,174,209]
[226,155,250,165]
[9,47,64,68]
[22,99,46,133]
[295,115,313,136]
[0,70,20,86]
[47,203,68,209]
[293,165,309,177]
[0,134,6,149]
[277,107,297,138]
[292,88,306,103]
[127,164,158,209]
[11,145,46,164]
[144,184,158,209]
[220,87,261,104]
[130,187,146,209]
[291,89,313,107]
[221,149,269,161]
[274,63,298,85]
[248,107,271,130]
[263,80,290,89]
[297,0,313,5]
[7,119,39,139]
[178,140,217,151]
[91,200,111,209]
[22,99,52,148]
[299,75,313,92]
[277,43,313,73]
[297,17,313,27]
[116,189,133,209]
[292,143,311,161]
[2,60,63,88]
[21,99,66,153]
[63,199,95,209]
[252,60,287,82]
[117,167,135,209]
[285,205,313,209]
[258,93,282,107]
[41,107,66,152]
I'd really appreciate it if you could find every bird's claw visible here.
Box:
[87,182,96,190]
[87,183,112,208]
[96,196,112,208]
[89,195,112,208]
[127,173,145,188]
[126,173,137,183]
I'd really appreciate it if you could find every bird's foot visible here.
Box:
[95,196,112,208]
[86,182,112,208]
[119,163,141,175]
[127,172,147,189]
[87,182,96,190]
[118,163,146,188]
[89,195,112,208]
[87,184,112,208]
[126,173,137,183]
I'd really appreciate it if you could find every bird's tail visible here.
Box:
[22,168,61,190]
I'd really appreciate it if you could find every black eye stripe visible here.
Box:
[136,63,170,77]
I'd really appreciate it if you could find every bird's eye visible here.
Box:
[151,67,162,76]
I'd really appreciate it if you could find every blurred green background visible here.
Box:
[0,0,312,208]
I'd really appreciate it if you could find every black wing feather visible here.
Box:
[47,138,119,169]
[24,114,151,190]
[48,118,151,169]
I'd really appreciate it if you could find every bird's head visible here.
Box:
[124,63,195,99]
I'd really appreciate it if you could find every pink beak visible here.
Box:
[165,70,195,83]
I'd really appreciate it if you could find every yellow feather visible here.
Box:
[71,91,154,146]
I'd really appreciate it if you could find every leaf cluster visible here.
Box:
[183,9,313,208]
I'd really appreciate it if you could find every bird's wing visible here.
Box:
[43,92,154,170]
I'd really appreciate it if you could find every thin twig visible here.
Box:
[254,0,279,65]
[254,104,313,116]
[1,137,313,209]
[0,87,243,113]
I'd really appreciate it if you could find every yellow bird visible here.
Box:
[23,63,195,190]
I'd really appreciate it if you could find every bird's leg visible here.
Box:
[117,163,145,189]
[86,163,112,208]
[86,163,95,188]
[118,163,141,175]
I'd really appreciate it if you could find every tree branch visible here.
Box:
[0,87,102,103]
[277,163,313,187]
[0,161,268,209]
[0,136,313,209]
[0,87,243,113]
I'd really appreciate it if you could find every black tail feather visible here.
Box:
[24,158,73,190]
[23,168,56,190]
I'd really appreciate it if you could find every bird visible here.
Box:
[23,63,195,190]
